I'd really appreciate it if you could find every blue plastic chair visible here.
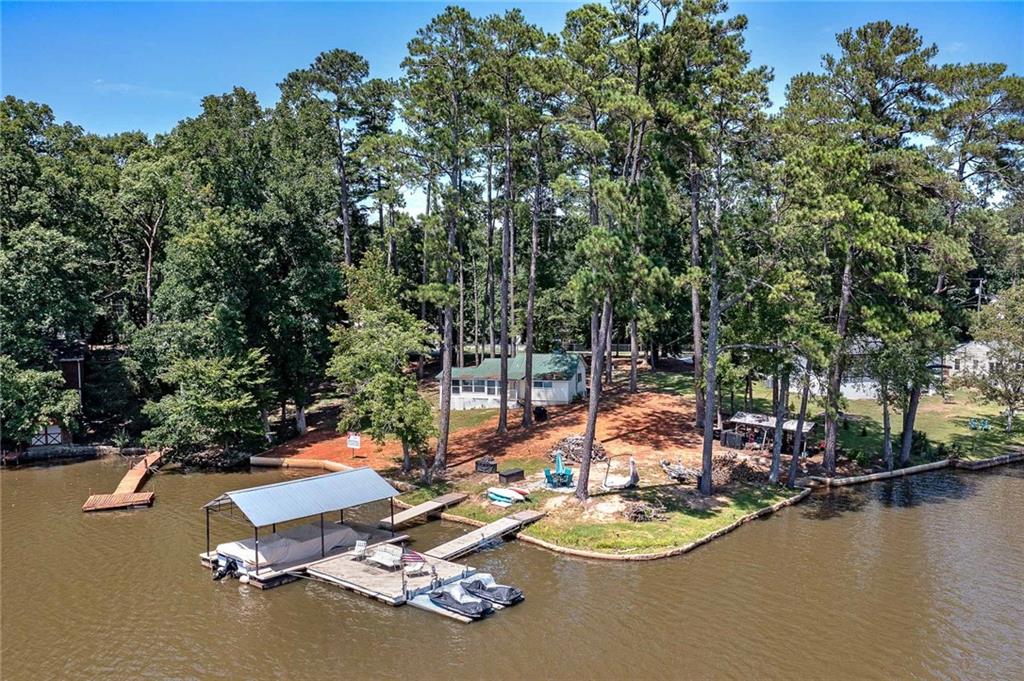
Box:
[544,468,557,488]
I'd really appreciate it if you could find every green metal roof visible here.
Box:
[442,352,582,381]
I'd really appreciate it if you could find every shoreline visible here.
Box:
[250,449,1022,562]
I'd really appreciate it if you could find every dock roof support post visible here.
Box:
[205,507,210,557]
[320,513,325,557]
[254,526,260,577]
[389,498,395,537]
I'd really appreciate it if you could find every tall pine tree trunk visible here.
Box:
[823,247,854,476]
[699,256,721,496]
[689,152,704,426]
[882,380,894,471]
[458,257,465,368]
[629,317,638,392]
[787,365,812,488]
[472,250,481,365]
[576,294,612,501]
[523,128,544,428]
[769,370,790,484]
[433,139,461,477]
[486,150,496,358]
[899,383,921,466]
[497,120,512,435]
[605,307,613,384]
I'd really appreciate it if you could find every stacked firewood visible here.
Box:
[549,434,608,463]
[623,501,667,523]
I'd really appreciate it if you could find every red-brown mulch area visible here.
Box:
[260,378,716,474]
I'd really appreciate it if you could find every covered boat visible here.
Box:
[215,521,368,572]
[429,583,494,619]
[462,573,524,606]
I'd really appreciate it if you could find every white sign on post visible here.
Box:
[347,432,361,450]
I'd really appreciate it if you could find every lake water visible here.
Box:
[2,457,1022,680]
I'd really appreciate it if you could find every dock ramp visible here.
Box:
[425,510,545,560]
[380,492,468,530]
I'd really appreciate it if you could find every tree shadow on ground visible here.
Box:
[619,484,719,519]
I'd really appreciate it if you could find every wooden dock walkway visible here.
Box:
[380,492,468,530]
[83,451,162,512]
[425,509,545,561]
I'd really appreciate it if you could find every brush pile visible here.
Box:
[661,453,765,487]
[549,434,608,463]
[623,501,667,523]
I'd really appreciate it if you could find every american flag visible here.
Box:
[401,549,427,563]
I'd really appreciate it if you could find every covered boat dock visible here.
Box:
[200,468,406,589]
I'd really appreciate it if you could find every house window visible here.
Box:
[486,380,497,395]
[452,379,461,394]
[953,358,961,371]
[474,380,486,393]
[533,380,553,389]
[577,372,582,383]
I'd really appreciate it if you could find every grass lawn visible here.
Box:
[522,484,797,554]
[834,390,1020,461]
[401,474,800,556]
[639,368,1021,463]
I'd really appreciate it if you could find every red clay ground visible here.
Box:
[261,369,712,475]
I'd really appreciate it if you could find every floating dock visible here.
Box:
[425,509,545,560]
[306,550,473,606]
[83,452,162,512]
[379,492,468,530]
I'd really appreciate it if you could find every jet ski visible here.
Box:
[461,573,524,606]
[428,583,494,619]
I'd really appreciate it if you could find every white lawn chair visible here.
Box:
[366,544,403,570]
[351,540,368,560]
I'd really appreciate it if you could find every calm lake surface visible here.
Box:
[2,457,1022,680]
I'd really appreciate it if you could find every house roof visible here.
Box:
[203,468,399,527]
[443,352,582,381]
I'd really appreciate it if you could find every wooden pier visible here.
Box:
[425,509,545,561]
[379,492,468,530]
[83,452,162,512]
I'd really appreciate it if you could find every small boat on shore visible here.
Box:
[487,487,527,504]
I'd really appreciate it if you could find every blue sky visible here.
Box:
[2,1,1022,136]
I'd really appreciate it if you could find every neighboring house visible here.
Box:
[777,338,951,402]
[29,340,85,447]
[443,351,587,411]
[943,341,994,380]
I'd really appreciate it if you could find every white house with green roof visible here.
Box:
[442,351,587,410]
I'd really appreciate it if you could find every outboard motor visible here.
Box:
[212,558,238,581]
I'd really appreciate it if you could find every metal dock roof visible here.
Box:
[204,467,399,527]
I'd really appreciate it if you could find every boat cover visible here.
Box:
[216,521,368,569]
[462,573,524,605]
[429,583,493,619]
